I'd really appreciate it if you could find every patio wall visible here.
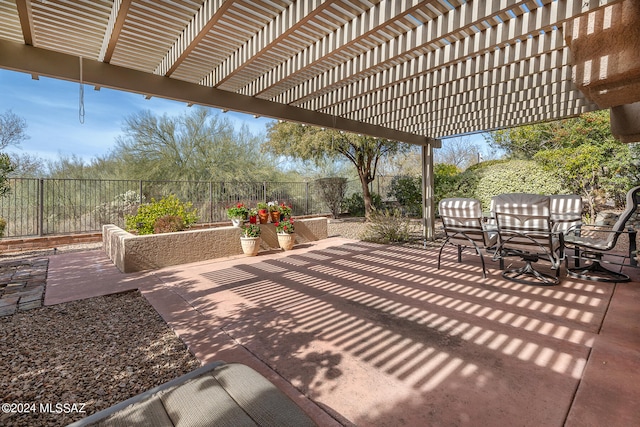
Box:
[103,217,328,273]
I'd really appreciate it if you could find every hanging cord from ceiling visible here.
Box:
[78,56,85,124]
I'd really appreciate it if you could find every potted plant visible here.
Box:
[279,203,292,219]
[227,203,248,227]
[248,208,258,224]
[268,201,280,223]
[257,202,269,224]
[274,217,295,250]
[240,223,261,256]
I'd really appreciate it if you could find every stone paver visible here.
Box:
[0,258,48,316]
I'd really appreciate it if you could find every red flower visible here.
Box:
[236,203,243,208]
[274,222,280,227]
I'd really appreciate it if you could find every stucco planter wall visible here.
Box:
[103,217,328,273]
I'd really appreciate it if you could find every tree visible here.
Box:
[534,142,633,220]
[434,163,461,208]
[388,175,422,217]
[485,121,563,159]
[0,153,14,197]
[487,110,639,217]
[8,152,46,177]
[265,121,409,219]
[435,136,482,169]
[0,110,29,150]
[111,108,279,182]
[0,110,26,196]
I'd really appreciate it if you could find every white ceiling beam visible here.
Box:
[14,0,34,46]
[207,0,327,90]
[250,0,425,99]
[283,0,544,107]
[154,0,230,77]
[99,0,131,63]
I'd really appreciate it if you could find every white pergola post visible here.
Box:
[421,139,439,245]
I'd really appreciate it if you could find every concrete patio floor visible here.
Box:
[44,237,640,426]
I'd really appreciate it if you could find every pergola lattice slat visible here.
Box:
[0,0,635,144]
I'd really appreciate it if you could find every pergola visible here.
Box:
[1,0,639,237]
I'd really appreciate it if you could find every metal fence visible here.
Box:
[0,176,400,238]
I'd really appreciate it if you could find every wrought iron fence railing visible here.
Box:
[0,176,400,238]
[0,178,341,238]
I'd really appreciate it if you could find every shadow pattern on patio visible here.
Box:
[159,241,616,426]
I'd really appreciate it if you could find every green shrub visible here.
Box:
[341,192,382,216]
[388,175,422,217]
[435,160,567,212]
[473,160,566,210]
[361,209,412,244]
[125,195,198,235]
[0,218,6,238]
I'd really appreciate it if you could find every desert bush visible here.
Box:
[153,215,185,234]
[342,192,382,216]
[441,160,566,211]
[94,190,144,226]
[315,177,348,218]
[125,194,198,235]
[361,209,412,243]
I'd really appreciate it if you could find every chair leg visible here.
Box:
[630,229,637,267]
[501,254,559,286]
[567,258,630,282]
[437,239,488,279]
[437,241,447,270]
[473,246,487,279]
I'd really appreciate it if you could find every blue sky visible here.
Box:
[0,68,274,162]
[1,67,490,166]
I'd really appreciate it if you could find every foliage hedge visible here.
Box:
[474,160,564,209]
[436,159,567,211]
[125,194,198,235]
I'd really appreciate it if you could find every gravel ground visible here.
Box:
[0,292,200,427]
[0,219,437,427]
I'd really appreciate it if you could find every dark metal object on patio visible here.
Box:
[438,198,498,279]
[492,193,563,286]
[564,186,640,283]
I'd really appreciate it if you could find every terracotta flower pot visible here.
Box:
[258,209,269,224]
[270,211,281,223]
[277,232,295,251]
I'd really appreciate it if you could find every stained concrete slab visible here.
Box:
[45,238,640,426]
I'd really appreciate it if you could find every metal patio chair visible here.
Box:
[550,194,583,233]
[563,185,640,282]
[492,193,563,286]
[438,198,498,279]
